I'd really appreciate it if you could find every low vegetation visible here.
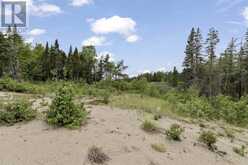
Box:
[199,131,217,151]
[0,100,36,125]
[165,124,184,141]
[87,146,110,164]
[142,120,158,133]
[46,85,88,129]
[233,145,247,157]
[151,143,166,153]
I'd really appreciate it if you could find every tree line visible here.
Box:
[135,27,248,99]
[0,26,127,83]
[181,27,248,99]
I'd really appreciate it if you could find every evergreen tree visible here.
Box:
[183,28,196,86]
[205,28,220,98]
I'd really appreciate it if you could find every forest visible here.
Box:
[0,26,128,83]
[1,26,248,128]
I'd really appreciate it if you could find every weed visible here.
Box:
[88,146,110,164]
[199,131,217,151]
[142,120,157,132]
[166,124,184,141]
[0,100,36,125]
[233,145,246,157]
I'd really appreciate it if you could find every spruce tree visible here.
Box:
[205,28,220,98]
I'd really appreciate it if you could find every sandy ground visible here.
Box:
[0,93,248,165]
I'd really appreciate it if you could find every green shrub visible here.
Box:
[131,78,149,92]
[103,92,111,104]
[142,120,157,132]
[46,84,88,129]
[0,100,36,125]
[199,131,217,151]
[0,77,38,93]
[233,145,246,157]
[166,124,184,141]
[213,96,248,126]
[154,114,162,121]
[146,86,160,97]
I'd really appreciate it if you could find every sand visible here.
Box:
[0,93,248,165]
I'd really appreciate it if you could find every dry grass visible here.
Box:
[110,94,174,115]
[142,120,158,133]
[151,143,166,153]
[87,146,110,164]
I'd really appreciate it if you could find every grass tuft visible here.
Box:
[88,146,110,164]
[151,143,166,153]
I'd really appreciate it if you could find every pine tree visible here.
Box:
[171,66,179,87]
[220,38,237,96]
[205,28,220,98]
[40,42,50,80]
[194,28,204,82]
[183,28,196,85]
[72,48,80,80]
[80,46,97,83]
[65,45,73,80]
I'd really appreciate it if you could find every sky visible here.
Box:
[2,0,248,76]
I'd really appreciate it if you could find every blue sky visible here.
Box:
[7,0,248,75]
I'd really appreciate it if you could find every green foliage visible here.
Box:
[213,95,248,126]
[233,145,247,157]
[199,131,217,150]
[103,91,111,104]
[154,114,162,121]
[0,100,36,125]
[131,78,149,92]
[151,143,166,153]
[46,84,87,129]
[0,77,39,93]
[165,124,184,141]
[142,120,157,132]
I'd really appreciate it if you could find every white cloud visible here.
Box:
[82,36,107,46]
[142,70,151,74]
[28,28,46,36]
[98,51,115,61]
[22,0,61,17]
[30,3,62,16]
[70,0,93,7]
[86,17,95,23]
[242,7,248,24]
[126,35,139,43]
[225,21,244,25]
[91,16,136,36]
[25,37,34,43]
[216,0,245,12]
[157,67,166,72]
[90,16,139,43]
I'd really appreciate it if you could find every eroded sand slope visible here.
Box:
[0,102,248,165]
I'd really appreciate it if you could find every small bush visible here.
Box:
[131,78,149,92]
[142,120,157,132]
[0,100,36,125]
[103,92,111,104]
[151,143,166,153]
[88,146,110,164]
[166,124,184,141]
[154,114,162,121]
[46,84,87,129]
[199,131,217,151]
[224,127,235,140]
[233,145,246,157]
[0,77,39,93]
